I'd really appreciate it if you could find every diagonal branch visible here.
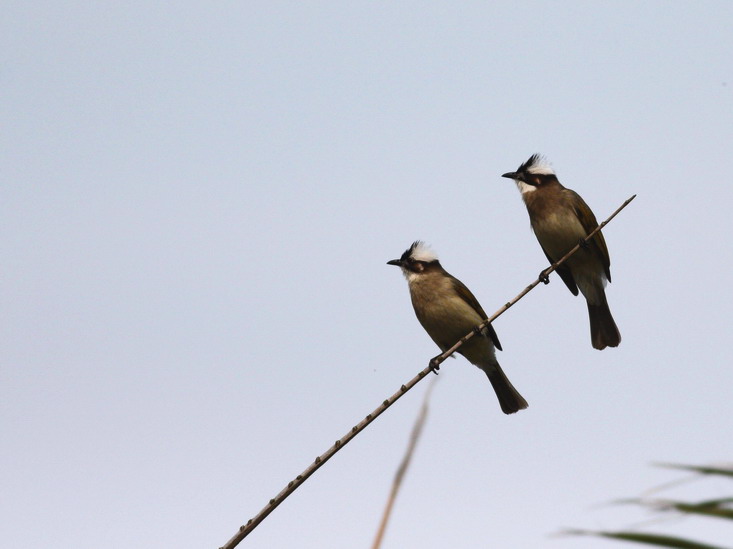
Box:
[219,194,637,549]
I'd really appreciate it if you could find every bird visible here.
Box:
[387,241,528,414]
[501,154,621,350]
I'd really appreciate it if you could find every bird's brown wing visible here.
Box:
[450,276,502,351]
[569,190,612,282]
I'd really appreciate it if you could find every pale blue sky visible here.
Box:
[3,2,733,548]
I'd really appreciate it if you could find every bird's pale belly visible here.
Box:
[531,211,587,260]
[411,295,496,366]
[532,210,607,301]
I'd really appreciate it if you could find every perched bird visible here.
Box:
[388,241,528,414]
[501,154,621,350]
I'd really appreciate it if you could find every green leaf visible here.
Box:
[568,529,732,549]
[619,497,733,522]
[656,463,733,479]
[671,499,733,521]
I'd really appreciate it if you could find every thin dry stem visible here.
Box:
[371,378,437,549]
[219,194,637,549]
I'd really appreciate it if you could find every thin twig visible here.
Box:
[219,194,637,549]
[371,378,438,549]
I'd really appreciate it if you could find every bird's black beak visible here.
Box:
[387,259,402,266]
[501,171,519,180]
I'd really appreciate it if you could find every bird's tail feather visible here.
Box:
[486,366,528,415]
[588,292,621,350]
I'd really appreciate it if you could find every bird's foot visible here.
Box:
[429,357,441,375]
[578,237,590,250]
[538,269,550,285]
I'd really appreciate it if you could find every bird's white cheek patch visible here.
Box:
[516,181,537,194]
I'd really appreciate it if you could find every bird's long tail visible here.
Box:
[587,290,621,350]
[486,366,528,415]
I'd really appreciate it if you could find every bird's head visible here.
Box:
[387,241,440,280]
[502,154,558,194]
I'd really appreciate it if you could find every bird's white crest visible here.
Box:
[525,155,555,175]
[409,241,438,262]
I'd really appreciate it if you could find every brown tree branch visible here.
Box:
[219,194,637,549]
